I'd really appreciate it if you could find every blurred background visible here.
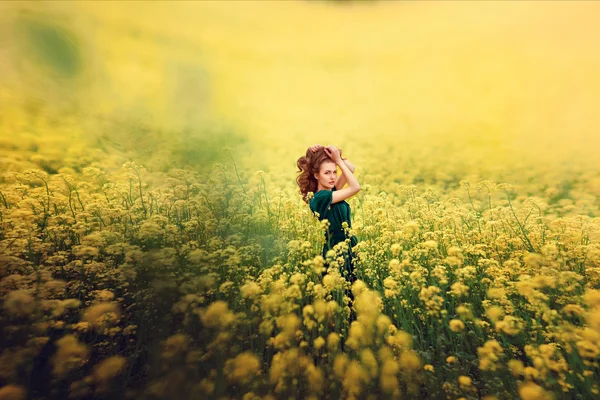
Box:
[1,0,599,191]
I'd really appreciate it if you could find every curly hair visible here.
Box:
[296,147,342,203]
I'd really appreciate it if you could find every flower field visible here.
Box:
[1,153,599,399]
[1,1,600,400]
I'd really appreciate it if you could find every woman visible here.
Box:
[296,144,361,306]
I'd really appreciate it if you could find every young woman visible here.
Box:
[296,144,361,307]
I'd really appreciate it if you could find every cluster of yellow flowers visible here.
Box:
[3,0,600,396]
[0,149,599,400]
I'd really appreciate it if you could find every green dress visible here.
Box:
[309,185,358,282]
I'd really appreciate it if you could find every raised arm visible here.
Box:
[334,158,355,190]
[324,146,360,204]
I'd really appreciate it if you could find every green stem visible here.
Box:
[0,191,8,208]
[506,193,536,253]
[227,149,247,195]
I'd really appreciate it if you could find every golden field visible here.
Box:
[0,1,600,399]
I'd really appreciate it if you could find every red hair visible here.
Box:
[296,147,342,203]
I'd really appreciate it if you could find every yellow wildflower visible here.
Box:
[3,290,35,317]
[380,359,400,394]
[0,385,26,400]
[197,301,235,329]
[51,335,90,378]
[518,382,552,400]
[224,352,260,385]
[327,333,340,351]
[458,375,472,390]
[313,337,325,350]
[486,306,504,323]
[508,359,524,377]
[387,330,413,351]
[399,350,421,371]
[92,356,127,392]
[82,302,121,331]
[240,281,262,298]
[449,282,469,297]
[524,366,540,380]
[449,319,466,332]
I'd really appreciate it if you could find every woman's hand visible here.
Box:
[324,145,343,163]
[310,144,343,155]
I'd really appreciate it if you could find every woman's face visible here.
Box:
[314,161,337,190]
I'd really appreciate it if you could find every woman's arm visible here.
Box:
[324,146,360,204]
[334,159,355,189]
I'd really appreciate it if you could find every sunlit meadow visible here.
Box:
[1,1,600,399]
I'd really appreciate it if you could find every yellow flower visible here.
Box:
[343,360,369,397]
[387,330,413,351]
[305,364,324,394]
[313,337,325,350]
[325,249,336,260]
[446,356,457,364]
[390,243,402,257]
[224,352,261,385]
[240,281,262,298]
[162,334,190,360]
[351,280,368,297]
[197,301,235,329]
[423,240,438,249]
[456,305,473,320]
[562,304,584,317]
[478,340,504,371]
[449,282,469,297]
[360,349,378,378]
[333,354,349,379]
[581,327,600,343]
[242,392,260,400]
[380,359,400,394]
[399,350,421,371]
[376,315,393,334]
[91,289,115,302]
[302,305,315,319]
[419,286,444,316]
[346,322,364,351]
[312,255,326,275]
[82,302,121,331]
[92,356,127,392]
[354,289,383,324]
[587,308,600,331]
[51,335,90,378]
[424,364,435,372]
[495,315,524,336]
[458,375,472,389]
[449,319,466,332]
[448,246,463,256]
[508,359,524,377]
[576,340,599,359]
[518,382,552,400]
[322,274,336,290]
[523,366,540,380]
[327,333,340,351]
[485,306,504,323]
[383,277,399,297]
[3,290,35,317]
[0,385,26,400]
[584,289,600,308]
